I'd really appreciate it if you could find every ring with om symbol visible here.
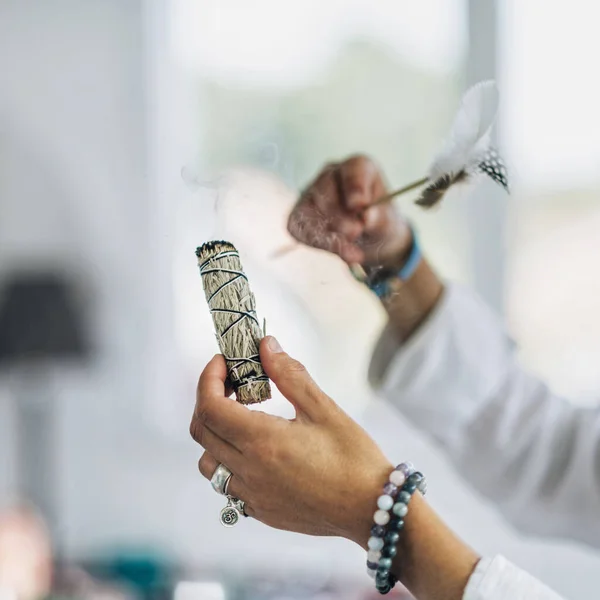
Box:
[220,497,245,527]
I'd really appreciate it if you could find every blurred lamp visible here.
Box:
[0,271,92,548]
[0,273,90,362]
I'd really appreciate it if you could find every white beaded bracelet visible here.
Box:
[366,462,427,582]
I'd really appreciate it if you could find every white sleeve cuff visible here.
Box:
[464,556,565,600]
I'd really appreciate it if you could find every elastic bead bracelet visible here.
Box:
[366,464,426,577]
[376,471,425,594]
[366,464,427,594]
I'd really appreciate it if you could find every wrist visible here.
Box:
[361,221,413,273]
[384,260,444,342]
[351,461,479,600]
[345,460,394,549]
[393,494,480,600]
[351,223,418,295]
[362,463,428,594]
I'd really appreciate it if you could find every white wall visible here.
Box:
[1,2,600,599]
[0,0,180,551]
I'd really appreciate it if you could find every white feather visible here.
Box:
[428,80,499,181]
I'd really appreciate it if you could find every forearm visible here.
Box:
[394,494,479,600]
[396,506,567,600]
[381,258,444,343]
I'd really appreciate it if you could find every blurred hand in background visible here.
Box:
[288,155,412,268]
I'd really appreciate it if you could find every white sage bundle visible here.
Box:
[196,241,271,404]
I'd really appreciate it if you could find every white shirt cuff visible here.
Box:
[464,556,565,600]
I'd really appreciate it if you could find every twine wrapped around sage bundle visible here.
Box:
[196,241,271,404]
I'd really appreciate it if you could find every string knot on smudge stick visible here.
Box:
[197,241,271,405]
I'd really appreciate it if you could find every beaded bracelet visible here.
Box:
[348,224,422,300]
[376,471,424,594]
[366,463,427,594]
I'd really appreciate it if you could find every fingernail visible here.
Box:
[364,207,378,228]
[347,192,363,209]
[267,336,283,353]
[346,187,366,209]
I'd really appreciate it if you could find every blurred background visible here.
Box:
[1,0,600,598]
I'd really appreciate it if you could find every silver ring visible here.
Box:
[223,473,233,496]
[210,463,232,495]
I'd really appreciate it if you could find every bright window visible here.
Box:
[501,0,600,399]
[171,0,468,418]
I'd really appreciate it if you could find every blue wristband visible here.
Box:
[370,226,421,298]
[398,227,421,280]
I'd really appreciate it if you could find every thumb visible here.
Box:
[259,336,326,419]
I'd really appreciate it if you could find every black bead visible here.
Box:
[403,483,417,494]
[385,530,400,544]
[388,518,405,532]
[382,545,397,558]
[371,524,386,538]
[407,471,423,485]
[367,560,379,570]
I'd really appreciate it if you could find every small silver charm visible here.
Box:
[220,496,242,527]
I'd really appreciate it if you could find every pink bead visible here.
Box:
[389,470,406,487]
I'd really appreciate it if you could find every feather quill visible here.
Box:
[415,80,509,207]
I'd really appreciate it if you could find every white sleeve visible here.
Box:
[464,556,565,600]
[369,283,600,548]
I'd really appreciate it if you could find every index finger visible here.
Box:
[339,155,380,211]
[197,353,230,399]
[192,355,263,450]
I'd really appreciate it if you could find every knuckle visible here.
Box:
[342,155,375,186]
[189,419,203,446]
[288,203,324,241]
[287,207,304,239]
[301,379,322,406]
[344,153,369,167]
[322,161,339,175]
[286,358,307,374]
[197,404,211,425]
[190,405,211,445]
[197,455,211,478]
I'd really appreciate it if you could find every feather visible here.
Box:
[415,170,468,208]
[416,80,509,208]
[478,147,509,192]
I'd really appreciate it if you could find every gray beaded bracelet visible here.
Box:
[366,463,427,592]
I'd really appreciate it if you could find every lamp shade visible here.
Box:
[0,272,91,365]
